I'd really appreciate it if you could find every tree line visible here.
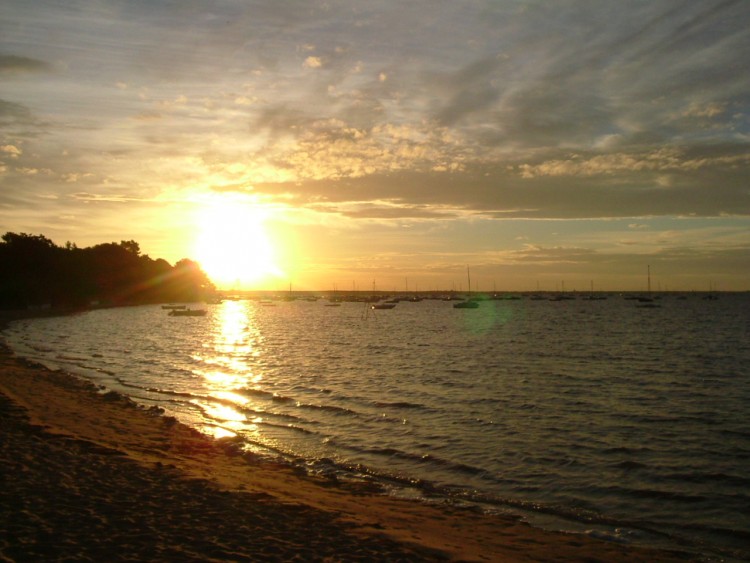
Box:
[0,232,215,310]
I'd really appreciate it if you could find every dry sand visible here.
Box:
[0,314,696,561]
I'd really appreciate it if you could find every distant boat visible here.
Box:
[168,308,207,317]
[454,266,480,309]
[371,303,396,310]
[490,293,520,300]
[453,299,479,309]
[636,265,660,308]
[582,281,607,300]
[703,282,719,300]
[161,304,187,310]
[549,280,575,301]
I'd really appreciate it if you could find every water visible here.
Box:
[4,294,750,560]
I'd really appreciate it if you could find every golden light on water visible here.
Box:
[197,300,266,440]
[213,390,250,406]
[202,300,262,389]
[200,402,246,423]
[193,194,284,290]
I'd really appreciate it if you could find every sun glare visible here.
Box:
[194,197,282,289]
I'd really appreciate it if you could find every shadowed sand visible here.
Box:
[0,316,695,561]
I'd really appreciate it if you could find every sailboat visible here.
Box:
[636,265,660,308]
[703,281,719,300]
[454,266,479,308]
[582,280,606,300]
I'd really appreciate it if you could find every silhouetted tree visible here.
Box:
[0,233,61,308]
[0,232,215,310]
[119,240,140,256]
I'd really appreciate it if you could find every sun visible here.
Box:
[193,197,282,289]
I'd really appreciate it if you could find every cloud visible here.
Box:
[303,56,323,69]
[508,245,599,265]
[61,172,94,183]
[0,55,51,74]
[516,149,750,178]
[681,102,727,119]
[431,56,503,126]
[248,145,750,220]
[15,167,46,176]
[1,144,21,158]
[0,99,38,128]
[338,203,454,220]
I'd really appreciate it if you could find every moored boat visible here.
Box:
[454,266,480,309]
[168,308,207,317]
[453,300,479,309]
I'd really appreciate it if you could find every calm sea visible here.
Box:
[4,294,749,560]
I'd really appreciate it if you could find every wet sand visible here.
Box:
[0,314,695,561]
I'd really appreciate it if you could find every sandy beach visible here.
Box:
[0,315,695,562]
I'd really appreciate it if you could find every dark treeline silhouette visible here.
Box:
[0,232,214,310]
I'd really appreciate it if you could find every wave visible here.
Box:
[330,440,490,479]
[241,404,307,421]
[271,394,295,404]
[373,400,427,410]
[661,471,750,488]
[235,386,362,417]
[602,445,656,455]
[236,386,293,402]
[613,460,649,471]
[606,485,709,503]
[55,354,90,362]
[250,419,318,437]
[296,402,358,416]
[143,387,196,398]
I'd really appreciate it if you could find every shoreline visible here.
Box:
[1,312,696,561]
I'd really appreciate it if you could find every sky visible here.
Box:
[1,0,749,292]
